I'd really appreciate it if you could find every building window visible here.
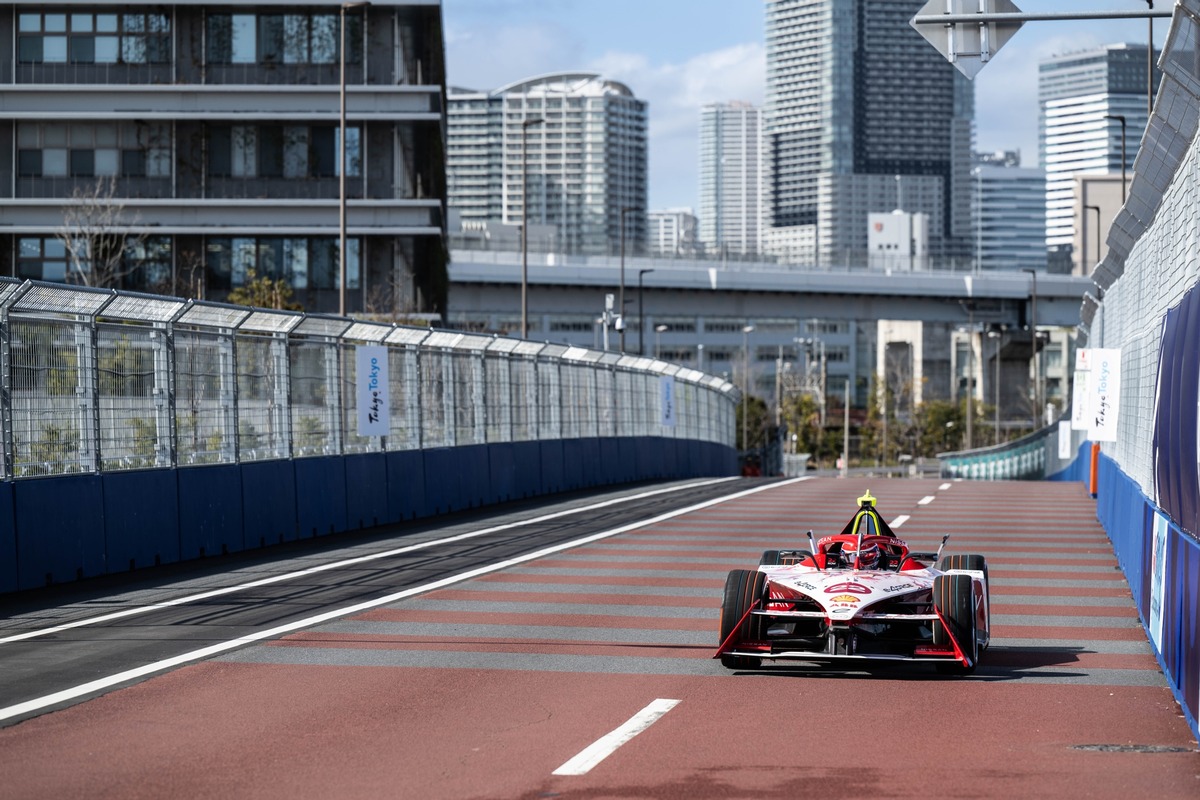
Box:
[17,235,171,290]
[16,122,170,179]
[207,124,360,179]
[206,237,359,291]
[207,12,361,66]
[18,12,169,64]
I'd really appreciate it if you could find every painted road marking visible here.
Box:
[939,483,952,491]
[891,515,910,528]
[918,496,936,505]
[0,477,741,646]
[0,477,811,724]
[552,698,680,776]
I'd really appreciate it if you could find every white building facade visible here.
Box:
[973,161,1048,272]
[447,73,648,256]
[698,101,762,256]
[1039,44,1159,259]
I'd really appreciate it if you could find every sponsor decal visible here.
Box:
[829,595,861,604]
[882,583,915,594]
[824,582,871,595]
[794,581,818,592]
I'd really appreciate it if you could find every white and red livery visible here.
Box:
[715,491,990,674]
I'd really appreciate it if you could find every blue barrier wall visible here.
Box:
[3,437,737,592]
[1094,452,1199,742]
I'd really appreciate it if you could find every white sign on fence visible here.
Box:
[356,346,390,437]
[1071,370,1090,430]
[1058,420,1073,460]
[1087,348,1121,442]
[659,376,676,428]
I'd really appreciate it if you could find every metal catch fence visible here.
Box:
[0,279,739,480]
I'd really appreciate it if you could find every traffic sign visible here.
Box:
[910,0,1024,79]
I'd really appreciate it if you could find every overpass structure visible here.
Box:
[448,248,1093,409]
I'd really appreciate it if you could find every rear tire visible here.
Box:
[932,573,977,675]
[719,569,767,669]
[759,550,782,566]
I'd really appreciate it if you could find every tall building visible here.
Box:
[648,209,698,257]
[763,0,974,266]
[0,2,448,315]
[1039,44,1161,257]
[971,152,1047,272]
[698,102,762,256]
[447,73,648,255]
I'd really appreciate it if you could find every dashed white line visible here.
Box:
[1,477,742,646]
[918,496,936,506]
[552,699,680,776]
[0,477,810,724]
[891,515,910,528]
[939,482,952,491]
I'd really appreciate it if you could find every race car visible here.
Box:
[715,490,990,674]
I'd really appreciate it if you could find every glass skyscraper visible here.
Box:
[763,0,974,266]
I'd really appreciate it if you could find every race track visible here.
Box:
[0,477,1197,799]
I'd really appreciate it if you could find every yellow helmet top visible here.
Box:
[857,490,877,508]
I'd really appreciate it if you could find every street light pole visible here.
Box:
[619,207,634,353]
[1104,114,1127,203]
[1022,268,1039,429]
[965,306,974,451]
[339,2,370,317]
[638,268,654,355]
[520,116,544,339]
[988,328,1002,445]
[742,327,751,447]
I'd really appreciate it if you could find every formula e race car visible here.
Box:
[715,491,990,674]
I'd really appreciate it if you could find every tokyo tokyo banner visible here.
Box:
[356,346,390,437]
[1087,348,1121,442]
[1071,369,1090,430]
[659,376,676,428]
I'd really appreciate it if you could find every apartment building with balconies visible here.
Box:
[0,2,448,315]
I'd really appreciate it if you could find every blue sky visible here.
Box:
[443,0,1167,211]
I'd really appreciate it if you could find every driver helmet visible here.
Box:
[843,541,880,569]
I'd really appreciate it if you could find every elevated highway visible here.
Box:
[448,248,1093,330]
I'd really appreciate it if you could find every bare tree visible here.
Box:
[56,177,146,289]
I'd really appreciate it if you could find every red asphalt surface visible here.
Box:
[2,478,1198,799]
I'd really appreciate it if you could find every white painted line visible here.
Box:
[918,496,936,506]
[552,698,680,776]
[1,476,742,646]
[939,482,952,491]
[0,477,810,723]
[891,515,910,528]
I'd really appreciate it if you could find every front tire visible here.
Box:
[933,573,977,675]
[719,569,767,669]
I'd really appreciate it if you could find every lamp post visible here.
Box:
[988,327,1002,445]
[619,207,635,353]
[965,307,974,451]
[1085,204,1102,268]
[1022,267,1039,429]
[654,324,668,359]
[638,268,654,354]
[1104,114,1127,203]
[339,1,370,317]
[520,116,544,339]
[741,324,755,450]
[973,166,983,272]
